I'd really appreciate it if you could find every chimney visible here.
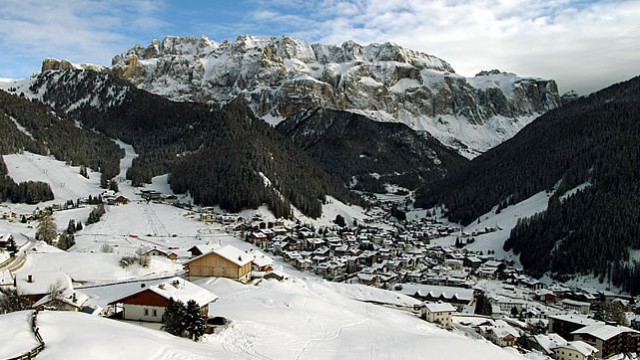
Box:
[72,293,77,302]
[27,275,33,283]
[158,284,165,290]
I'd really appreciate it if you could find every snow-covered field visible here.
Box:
[0,311,40,359]
[197,277,525,360]
[0,139,551,359]
[36,311,233,360]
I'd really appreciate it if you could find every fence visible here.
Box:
[3,310,45,360]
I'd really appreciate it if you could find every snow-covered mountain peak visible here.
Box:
[107,35,560,157]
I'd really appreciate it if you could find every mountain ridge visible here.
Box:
[277,108,469,192]
[40,34,561,158]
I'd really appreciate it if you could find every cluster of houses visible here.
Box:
[238,213,518,291]
[408,278,640,360]
[0,237,277,330]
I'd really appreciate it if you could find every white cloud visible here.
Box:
[0,0,636,94]
[0,0,165,75]
[256,0,640,94]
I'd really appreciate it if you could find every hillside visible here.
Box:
[43,35,560,157]
[277,108,468,192]
[415,76,640,292]
[26,69,357,218]
[0,89,122,203]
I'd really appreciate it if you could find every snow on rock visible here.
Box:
[109,35,560,157]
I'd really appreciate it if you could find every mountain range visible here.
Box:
[45,35,561,158]
[4,34,640,287]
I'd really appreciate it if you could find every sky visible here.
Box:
[0,0,638,94]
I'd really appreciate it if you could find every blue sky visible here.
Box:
[1,0,638,94]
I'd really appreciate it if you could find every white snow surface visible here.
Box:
[3,152,103,203]
[0,139,528,359]
[36,311,233,360]
[0,311,40,359]
[197,277,525,360]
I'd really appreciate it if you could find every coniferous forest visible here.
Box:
[30,70,358,218]
[416,76,640,292]
[277,109,468,192]
[0,89,122,203]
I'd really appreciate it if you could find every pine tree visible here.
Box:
[109,179,119,193]
[6,236,17,254]
[66,219,76,234]
[474,293,492,316]
[0,287,32,313]
[184,299,206,341]
[162,297,187,337]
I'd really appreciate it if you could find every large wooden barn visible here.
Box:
[184,245,254,283]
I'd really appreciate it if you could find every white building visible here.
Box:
[421,302,457,329]
[552,340,598,360]
[109,277,218,322]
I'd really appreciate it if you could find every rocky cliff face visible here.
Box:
[109,35,561,157]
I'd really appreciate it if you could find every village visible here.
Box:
[2,186,640,360]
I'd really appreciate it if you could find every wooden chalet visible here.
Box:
[185,245,254,283]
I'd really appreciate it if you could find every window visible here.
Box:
[153,309,157,317]
[144,308,149,316]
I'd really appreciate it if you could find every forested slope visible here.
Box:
[30,70,358,218]
[416,76,640,292]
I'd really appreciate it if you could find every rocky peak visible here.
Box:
[41,58,106,73]
[107,35,560,157]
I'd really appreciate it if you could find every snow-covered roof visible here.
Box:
[186,244,255,267]
[548,314,603,327]
[401,284,474,302]
[571,324,639,341]
[424,302,457,313]
[212,245,254,267]
[113,277,218,308]
[252,252,273,268]
[16,271,73,296]
[532,333,567,354]
[552,340,598,356]
[562,298,590,307]
[34,289,90,309]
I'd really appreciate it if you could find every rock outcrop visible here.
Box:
[109,35,561,157]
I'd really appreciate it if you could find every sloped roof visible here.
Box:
[186,244,255,267]
[548,314,603,327]
[213,245,254,266]
[111,277,218,308]
[16,271,73,296]
[571,324,639,341]
[424,302,456,313]
[553,340,598,356]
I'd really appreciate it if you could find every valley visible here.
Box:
[0,20,637,360]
